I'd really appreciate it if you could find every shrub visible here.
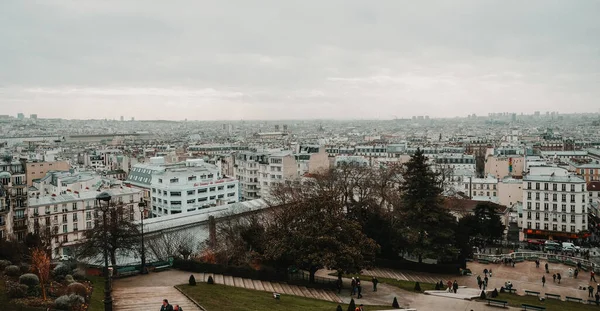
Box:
[54,294,85,311]
[0,259,12,270]
[189,274,196,286]
[19,263,31,274]
[72,269,86,281]
[5,265,22,277]
[19,273,40,287]
[53,264,72,277]
[392,297,400,308]
[27,285,42,297]
[347,298,356,311]
[207,275,214,284]
[6,281,28,298]
[414,282,421,292]
[65,275,75,285]
[434,282,440,290]
[480,290,487,299]
[336,305,343,311]
[491,288,498,298]
[67,282,88,299]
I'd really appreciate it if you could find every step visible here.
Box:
[326,290,342,303]
[253,279,265,291]
[308,287,325,300]
[243,278,255,290]
[271,282,284,293]
[299,286,313,298]
[288,284,303,296]
[233,277,244,288]
[261,281,275,292]
[224,275,235,286]
[280,283,294,295]
[113,286,200,311]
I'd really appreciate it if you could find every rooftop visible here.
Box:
[28,187,142,207]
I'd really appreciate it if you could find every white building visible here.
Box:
[520,166,588,240]
[27,187,143,257]
[150,159,239,217]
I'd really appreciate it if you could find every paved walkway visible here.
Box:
[362,267,470,285]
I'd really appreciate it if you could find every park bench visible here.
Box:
[273,293,281,300]
[521,304,545,311]
[565,296,583,303]
[524,290,540,297]
[513,258,525,263]
[588,299,598,305]
[486,299,508,308]
[153,261,171,272]
[526,257,539,261]
[564,260,577,267]
[505,288,517,294]
[544,293,560,300]
[116,266,138,277]
[547,258,562,264]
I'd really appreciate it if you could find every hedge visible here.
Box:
[375,258,460,275]
[173,259,288,282]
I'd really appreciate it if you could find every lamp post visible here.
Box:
[95,192,113,311]
[138,198,147,274]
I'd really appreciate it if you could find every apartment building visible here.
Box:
[0,158,28,241]
[150,159,239,217]
[521,166,588,240]
[566,159,600,183]
[485,155,524,179]
[25,160,71,186]
[27,187,143,257]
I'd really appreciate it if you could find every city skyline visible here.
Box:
[1,1,599,120]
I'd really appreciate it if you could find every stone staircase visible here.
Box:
[362,267,446,284]
[196,272,343,303]
[113,286,202,311]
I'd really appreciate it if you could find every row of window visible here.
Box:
[525,222,578,233]
[525,212,585,224]
[152,185,235,196]
[525,202,585,213]
[157,174,215,184]
[526,182,585,192]
[526,192,585,203]
[152,192,236,205]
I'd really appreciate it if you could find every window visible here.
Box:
[561,204,566,212]
[544,193,548,201]
[544,203,549,211]
[187,199,195,204]
[209,187,215,191]
[535,193,540,200]
[562,215,566,222]
[570,194,575,203]
[527,202,532,209]
[73,223,78,231]
[571,184,575,192]
[198,188,207,193]
[535,183,540,190]
[535,223,540,229]
[63,225,67,233]
[544,213,548,221]
[527,182,532,189]
[227,192,235,197]
[493,192,496,196]
[571,215,575,223]
[552,194,557,201]
[158,179,163,183]
[171,191,181,197]
[544,183,548,190]
[527,221,532,228]
[72,203,77,210]
[188,176,196,181]
[72,213,77,221]
[527,212,531,219]
[562,225,566,231]
[535,203,540,210]
[562,184,566,191]
[544,223,548,230]
[553,224,557,231]
[571,205,576,213]
[582,194,585,202]
[86,212,91,220]
[218,186,224,191]
[527,192,532,199]
[535,212,540,220]
[553,184,557,191]
[187,190,195,195]
[152,188,156,193]
[571,225,576,232]
[62,214,67,223]
[561,194,566,202]
[227,184,235,189]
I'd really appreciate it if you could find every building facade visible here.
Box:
[26,160,71,186]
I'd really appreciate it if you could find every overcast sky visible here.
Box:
[1,1,599,120]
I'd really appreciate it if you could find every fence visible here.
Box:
[474,251,598,272]
[288,271,337,289]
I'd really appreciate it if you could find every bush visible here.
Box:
[27,284,42,297]
[392,297,400,308]
[5,265,22,277]
[19,263,31,274]
[6,281,28,298]
[72,269,86,281]
[53,264,72,277]
[375,258,460,275]
[336,305,343,311]
[173,259,287,282]
[67,282,88,299]
[54,294,85,311]
[491,288,498,298]
[414,282,421,292]
[207,275,214,284]
[347,298,356,311]
[189,275,196,286]
[65,275,75,285]
[480,290,487,299]
[19,273,40,287]
[0,259,12,270]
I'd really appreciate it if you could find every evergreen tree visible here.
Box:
[398,148,457,263]
[392,297,400,308]
[473,202,505,244]
[347,298,356,311]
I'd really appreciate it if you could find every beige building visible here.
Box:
[26,161,71,186]
[497,177,523,207]
[485,155,524,179]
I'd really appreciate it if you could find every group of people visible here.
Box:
[160,299,183,311]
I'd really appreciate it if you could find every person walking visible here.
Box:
[453,280,459,294]
[542,275,546,287]
[557,273,562,284]
[596,292,600,306]
[592,271,597,282]
[489,268,493,277]
[589,285,595,298]
[447,280,453,292]
[351,277,356,296]
[357,282,363,299]
[372,277,379,292]
[552,273,556,282]
[545,262,549,273]
[484,276,489,287]
[484,268,488,277]
[174,305,182,311]
[160,299,173,311]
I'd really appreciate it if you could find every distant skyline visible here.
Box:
[1,1,599,120]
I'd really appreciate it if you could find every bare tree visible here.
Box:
[146,230,195,261]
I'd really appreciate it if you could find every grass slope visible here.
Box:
[178,283,391,311]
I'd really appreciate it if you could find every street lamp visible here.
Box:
[138,198,147,274]
[95,192,113,311]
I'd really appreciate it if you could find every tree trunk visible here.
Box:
[110,251,117,266]
[418,254,423,264]
[309,266,318,284]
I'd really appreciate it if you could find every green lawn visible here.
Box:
[483,292,599,311]
[332,273,437,293]
[177,283,391,311]
[88,276,106,311]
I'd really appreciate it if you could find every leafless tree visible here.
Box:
[146,230,195,261]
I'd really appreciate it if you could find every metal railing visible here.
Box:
[474,251,598,272]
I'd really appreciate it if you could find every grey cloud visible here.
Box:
[0,0,599,119]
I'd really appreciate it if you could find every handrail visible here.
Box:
[474,251,598,272]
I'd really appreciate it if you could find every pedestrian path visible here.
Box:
[194,272,343,303]
[361,267,457,284]
[113,285,202,311]
[424,288,483,300]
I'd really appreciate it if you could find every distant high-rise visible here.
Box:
[283,124,288,132]
[275,124,280,130]
[120,116,124,121]
[30,114,37,119]
[17,113,24,120]
[131,117,134,121]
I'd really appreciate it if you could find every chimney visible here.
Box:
[208,216,217,248]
